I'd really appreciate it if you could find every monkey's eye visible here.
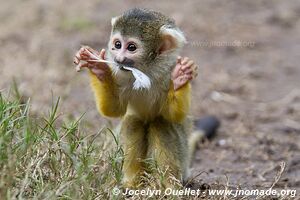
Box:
[114,41,122,49]
[127,43,137,52]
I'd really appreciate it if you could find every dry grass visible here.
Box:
[0,90,123,199]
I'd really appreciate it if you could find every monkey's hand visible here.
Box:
[74,47,110,81]
[171,56,198,91]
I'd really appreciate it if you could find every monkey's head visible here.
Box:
[107,8,186,89]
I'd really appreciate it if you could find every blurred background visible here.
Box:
[0,0,299,189]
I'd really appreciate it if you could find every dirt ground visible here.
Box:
[1,0,299,195]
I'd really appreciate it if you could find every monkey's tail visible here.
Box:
[188,116,220,157]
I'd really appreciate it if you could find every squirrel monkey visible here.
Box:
[74,8,219,188]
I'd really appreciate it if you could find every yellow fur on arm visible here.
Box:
[162,82,191,123]
[89,71,126,117]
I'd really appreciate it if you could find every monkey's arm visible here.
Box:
[161,82,191,123]
[89,71,127,117]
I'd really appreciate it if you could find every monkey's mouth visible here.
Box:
[116,64,152,90]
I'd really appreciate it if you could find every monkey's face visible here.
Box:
[107,32,154,90]
[108,32,144,70]
[108,8,187,90]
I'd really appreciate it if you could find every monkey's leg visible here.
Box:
[147,117,189,188]
[121,115,147,188]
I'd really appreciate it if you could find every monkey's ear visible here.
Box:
[159,26,187,54]
[111,16,119,26]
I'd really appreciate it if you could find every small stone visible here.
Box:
[218,139,226,146]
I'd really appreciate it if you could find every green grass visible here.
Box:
[0,92,124,199]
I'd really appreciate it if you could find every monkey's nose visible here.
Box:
[114,57,135,67]
[114,56,125,64]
